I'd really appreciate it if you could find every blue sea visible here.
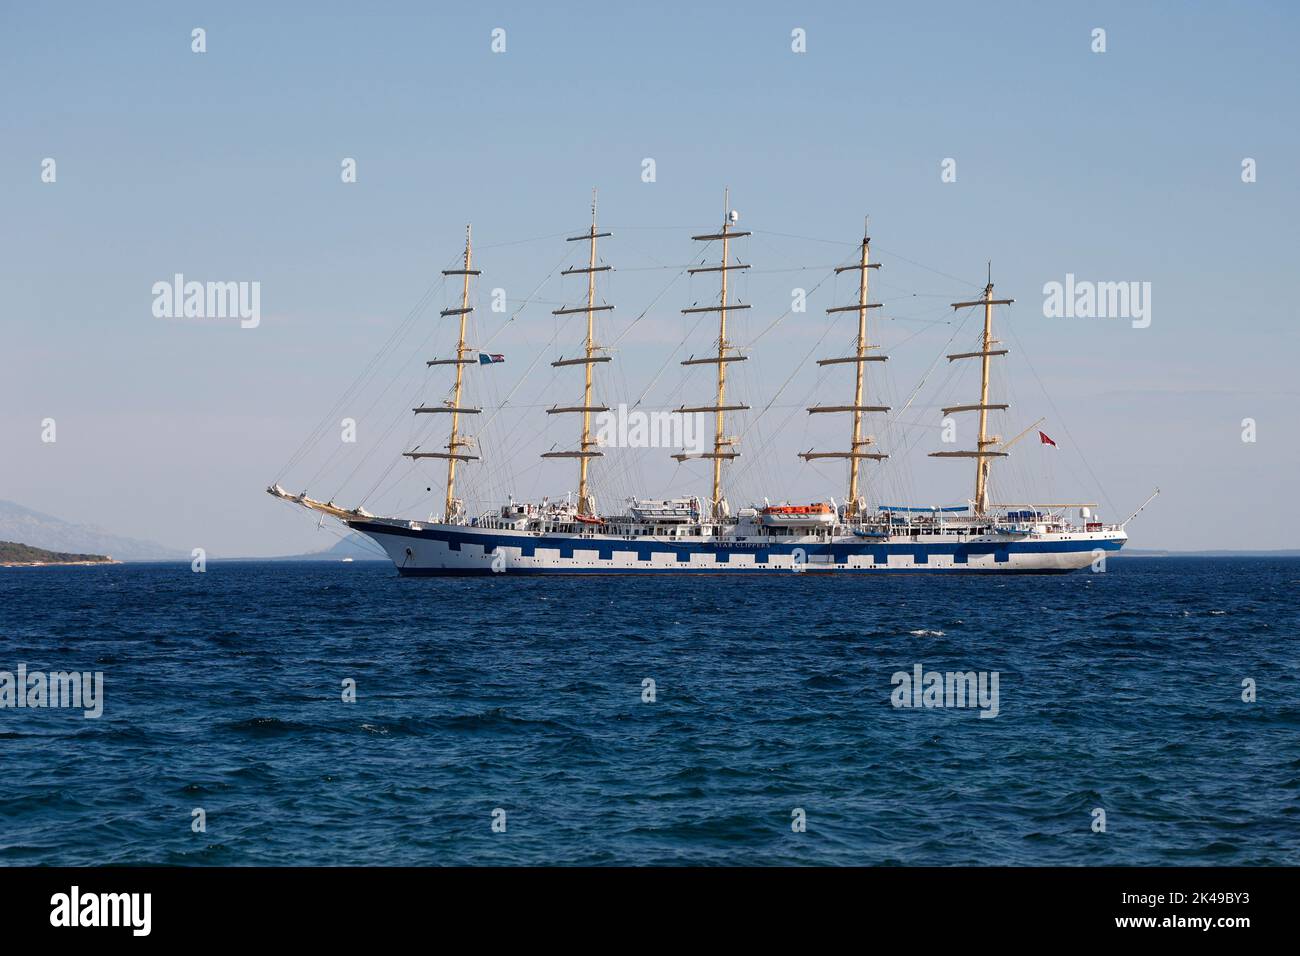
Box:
[1,557,1297,866]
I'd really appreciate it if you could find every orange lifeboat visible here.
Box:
[759,502,836,528]
[760,503,834,516]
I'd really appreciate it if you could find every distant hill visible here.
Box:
[0,540,115,566]
[258,532,388,562]
[0,500,186,562]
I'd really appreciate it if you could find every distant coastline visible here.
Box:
[0,540,118,568]
[1117,549,1300,558]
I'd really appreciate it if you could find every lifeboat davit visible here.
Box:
[759,502,836,529]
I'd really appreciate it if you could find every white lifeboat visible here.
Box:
[629,497,700,524]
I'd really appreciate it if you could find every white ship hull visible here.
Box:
[349,518,1125,575]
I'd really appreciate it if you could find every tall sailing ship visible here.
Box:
[269,194,1146,574]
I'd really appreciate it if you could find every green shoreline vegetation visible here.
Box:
[0,540,115,566]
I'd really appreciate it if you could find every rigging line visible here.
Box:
[870,290,968,298]
[799,455,840,488]
[877,315,951,353]
[751,228,862,248]
[1000,309,1119,517]
[868,282,974,310]
[870,243,985,291]
[483,350,575,454]
[743,267,837,349]
[478,230,573,250]
[892,305,977,422]
[477,310,581,432]
[335,280,468,470]
[610,244,702,375]
[607,265,692,350]
[288,303,434,494]
[358,379,453,507]
[603,263,839,274]
[275,273,447,482]
[477,247,572,351]
[722,250,863,485]
[357,452,410,509]
[484,295,569,306]
[304,243,560,512]
[891,416,961,431]
[278,258,454,481]
[748,264,841,274]
[281,255,455,477]
[400,264,548,502]
[733,311,837,447]
[450,248,576,462]
[894,375,961,463]
[888,321,976,466]
[344,378,433,504]
[728,378,823,489]
[629,311,709,410]
[312,315,446,491]
[356,324,462,499]
[882,311,962,328]
[813,322,961,475]
[607,233,677,270]
[754,228,985,291]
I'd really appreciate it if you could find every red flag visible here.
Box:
[1038,431,1057,447]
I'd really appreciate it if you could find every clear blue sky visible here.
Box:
[2,1,1297,555]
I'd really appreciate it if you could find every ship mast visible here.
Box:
[672,189,751,520]
[403,225,482,523]
[800,220,889,517]
[542,190,613,515]
[929,266,1013,515]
